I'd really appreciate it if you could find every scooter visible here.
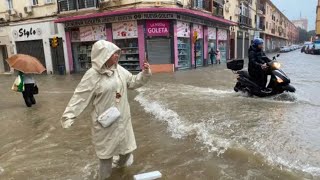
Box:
[227,54,296,97]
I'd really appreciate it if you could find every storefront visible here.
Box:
[56,9,236,73]
[217,29,228,63]
[11,20,68,74]
[177,21,191,69]
[71,25,107,72]
[207,27,217,65]
[145,20,173,72]
[112,21,140,72]
[193,24,204,67]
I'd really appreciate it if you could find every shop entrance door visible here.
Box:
[244,32,250,58]
[230,39,235,59]
[50,38,66,74]
[237,38,243,59]
[146,38,172,64]
[0,46,10,72]
[16,40,46,68]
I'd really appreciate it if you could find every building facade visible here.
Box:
[0,0,69,74]
[292,18,308,31]
[55,0,236,73]
[224,0,258,59]
[225,0,299,58]
[257,0,298,52]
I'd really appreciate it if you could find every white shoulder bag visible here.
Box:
[97,106,121,128]
[97,71,123,128]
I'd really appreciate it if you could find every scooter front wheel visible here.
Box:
[234,82,241,92]
[282,85,296,92]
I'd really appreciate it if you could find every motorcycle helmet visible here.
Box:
[253,38,264,46]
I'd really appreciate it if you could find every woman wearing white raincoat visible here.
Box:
[61,40,151,179]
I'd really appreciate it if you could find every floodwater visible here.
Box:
[0,50,319,180]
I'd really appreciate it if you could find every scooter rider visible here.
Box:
[248,38,272,90]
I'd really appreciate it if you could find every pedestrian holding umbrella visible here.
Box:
[7,54,45,107]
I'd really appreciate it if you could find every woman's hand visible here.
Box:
[143,62,150,70]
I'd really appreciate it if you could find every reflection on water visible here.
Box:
[0,51,319,179]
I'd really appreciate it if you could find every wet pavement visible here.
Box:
[0,50,320,180]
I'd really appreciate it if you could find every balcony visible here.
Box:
[191,0,224,17]
[58,0,99,12]
[192,0,211,11]
[212,1,224,17]
[239,15,252,27]
[258,4,266,15]
[259,23,265,30]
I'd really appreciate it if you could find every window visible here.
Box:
[193,0,203,9]
[266,22,268,29]
[45,0,54,3]
[31,0,38,6]
[6,0,13,9]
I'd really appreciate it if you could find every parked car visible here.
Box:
[305,44,315,54]
[280,46,291,52]
[313,43,320,55]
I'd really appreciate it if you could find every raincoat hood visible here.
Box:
[91,40,120,74]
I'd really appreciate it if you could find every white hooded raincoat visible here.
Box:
[61,40,151,159]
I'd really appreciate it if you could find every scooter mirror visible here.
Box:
[273,56,276,60]
[277,54,280,57]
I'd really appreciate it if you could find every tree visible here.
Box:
[298,28,308,42]
[307,30,316,41]
[298,28,316,42]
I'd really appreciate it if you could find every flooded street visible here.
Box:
[0,50,320,180]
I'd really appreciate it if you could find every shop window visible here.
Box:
[177,21,191,69]
[112,21,139,71]
[114,39,140,71]
[196,0,203,9]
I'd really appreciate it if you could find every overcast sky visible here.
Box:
[271,0,318,30]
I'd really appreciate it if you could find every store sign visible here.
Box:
[64,13,230,29]
[65,13,176,28]
[218,29,228,40]
[208,27,217,40]
[11,23,46,41]
[193,24,203,38]
[146,20,170,36]
[177,21,190,38]
[112,21,138,39]
[79,25,106,41]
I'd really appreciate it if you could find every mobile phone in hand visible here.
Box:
[144,51,149,63]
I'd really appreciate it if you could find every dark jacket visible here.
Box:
[209,49,217,59]
[248,45,271,77]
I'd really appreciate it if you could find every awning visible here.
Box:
[55,7,237,27]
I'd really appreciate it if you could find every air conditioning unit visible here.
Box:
[176,0,183,6]
[235,7,241,16]
[4,13,10,21]
[45,0,54,4]
[7,9,17,16]
[225,3,230,12]
[24,6,33,14]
